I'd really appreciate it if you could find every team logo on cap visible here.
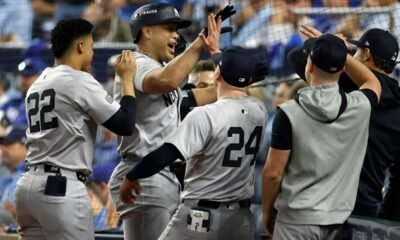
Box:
[238,77,245,82]
[135,9,158,18]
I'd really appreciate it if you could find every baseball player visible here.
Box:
[14,19,137,240]
[119,46,268,240]
[263,34,381,239]
[107,3,236,240]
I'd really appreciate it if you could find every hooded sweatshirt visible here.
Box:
[276,83,373,225]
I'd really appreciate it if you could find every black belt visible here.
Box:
[184,199,251,209]
[25,163,88,184]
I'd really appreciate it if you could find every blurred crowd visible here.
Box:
[1,0,400,78]
[0,0,399,238]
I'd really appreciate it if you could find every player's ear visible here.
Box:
[77,40,84,54]
[364,48,372,62]
[215,66,222,82]
[141,26,152,41]
[305,57,313,74]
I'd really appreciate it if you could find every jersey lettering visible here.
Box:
[162,90,179,107]
[222,126,263,167]
[27,89,59,133]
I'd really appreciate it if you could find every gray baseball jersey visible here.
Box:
[167,96,266,201]
[159,96,266,240]
[113,51,182,159]
[109,51,181,240]
[16,64,120,240]
[25,65,120,174]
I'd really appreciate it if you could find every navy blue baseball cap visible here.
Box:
[304,34,347,73]
[212,46,268,88]
[18,57,47,76]
[90,163,115,183]
[348,28,399,64]
[0,125,27,144]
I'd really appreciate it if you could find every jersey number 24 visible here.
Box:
[223,126,263,167]
[27,89,59,133]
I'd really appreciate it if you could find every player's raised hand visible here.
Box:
[299,25,323,40]
[119,177,141,205]
[199,13,222,54]
[115,50,136,80]
[335,33,352,51]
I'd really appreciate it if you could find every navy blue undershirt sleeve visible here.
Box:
[270,109,292,150]
[360,89,379,110]
[102,96,136,136]
[338,73,358,93]
[180,90,197,120]
[126,143,184,180]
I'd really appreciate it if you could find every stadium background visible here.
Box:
[0,0,399,239]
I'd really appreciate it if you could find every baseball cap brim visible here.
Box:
[287,46,307,81]
[347,39,366,48]
[303,38,317,53]
[286,39,316,81]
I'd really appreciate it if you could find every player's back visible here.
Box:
[25,65,109,174]
[182,96,266,202]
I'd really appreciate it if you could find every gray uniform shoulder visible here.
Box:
[346,90,372,110]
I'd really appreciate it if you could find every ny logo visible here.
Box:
[162,90,179,107]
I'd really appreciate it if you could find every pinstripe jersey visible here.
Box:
[167,96,266,201]
[25,65,120,174]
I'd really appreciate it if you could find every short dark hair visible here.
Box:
[192,60,215,73]
[51,18,93,59]
[371,54,396,74]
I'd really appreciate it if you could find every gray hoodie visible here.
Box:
[276,83,372,225]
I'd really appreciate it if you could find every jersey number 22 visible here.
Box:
[27,89,59,133]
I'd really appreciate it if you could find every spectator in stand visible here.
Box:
[83,0,115,41]
[94,128,121,166]
[0,57,46,127]
[313,0,350,34]
[31,0,56,40]
[336,0,396,39]
[0,125,27,226]
[87,163,121,231]
[104,0,151,42]
[54,0,92,21]
[0,0,33,46]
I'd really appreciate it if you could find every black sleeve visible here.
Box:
[126,143,184,180]
[102,96,136,136]
[180,90,197,120]
[360,89,379,110]
[338,73,358,93]
[379,162,400,221]
[270,109,292,150]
